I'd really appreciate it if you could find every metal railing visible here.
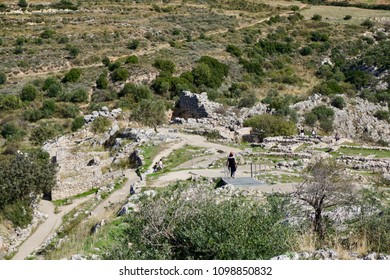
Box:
[250,162,262,179]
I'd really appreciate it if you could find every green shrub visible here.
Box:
[70,88,88,103]
[243,114,296,142]
[14,46,23,54]
[23,109,43,122]
[71,116,85,131]
[40,29,56,39]
[62,68,81,83]
[96,71,109,89]
[238,92,257,108]
[374,110,390,121]
[153,59,176,74]
[226,44,242,57]
[57,36,69,44]
[128,39,140,50]
[46,83,63,98]
[344,15,352,20]
[0,72,6,85]
[68,46,80,58]
[310,31,329,42]
[20,84,39,101]
[91,117,111,133]
[192,56,229,89]
[0,95,23,110]
[2,201,33,228]
[311,14,322,21]
[111,68,129,82]
[42,99,56,117]
[108,61,121,72]
[304,112,318,127]
[311,105,334,121]
[59,104,79,118]
[51,0,78,10]
[16,36,26,46]
[299,46,313,56]
[361,19,374,29]
[120,83,152,103]
[18,0,28,8]
[30,122,63,145]
[102,184,296,260]
[126,55,139,64]
[1,122,25,141]
[102,56,111,66]
[330,96,346,109]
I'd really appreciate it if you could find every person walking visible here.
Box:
[226,152,238,179]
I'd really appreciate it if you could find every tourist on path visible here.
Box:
[226,152,238,179]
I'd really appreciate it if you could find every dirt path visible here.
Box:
[11,126,297,259]
[12,196,91,260]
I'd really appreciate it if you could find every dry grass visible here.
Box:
[300,5,390,25]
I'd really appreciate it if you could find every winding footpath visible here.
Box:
[12,128,295,259]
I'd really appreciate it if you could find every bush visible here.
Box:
[23,109,43,122]
[153,59,175,74]
[70,88,88,103]
[96,71,109,89]
[120,83,152,103]
[71,116,85,131]
[40,29,56,39]
[102,56,111,67]
[59,104,79,118]
[361,19,374,28]
[62,68,81,83]
[30,122,63,145]
[91,117,111,133]
[238,92,257,108]
[125,55,139,64]
[108,61,121,72]
[243,114,296,142]
[299,46,313,56]
[51,0,78,10]
[0,150,56,225]
[20,84,39,101]
[42,99,56,117]
[0,95,23,110]
[311,105,334,121]
[111,68,129,82]
[374,110,390,121]
[68,46,80,58]
[46,83,63,98]
[192,56,229,89]
[330,96,346,109]
[310,31,329,42]
[226,45,242,57]
[1,122,25,141]
[0,72,6,85]
[128,39,140,50]
[304,112,318,127]
[311,14,322,21]
[344,15,352,20]
[102,184,295,260]
[2,201,33,228]
[18,0,28,8]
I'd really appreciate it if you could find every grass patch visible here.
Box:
[53,188,97,207]
[162,145,205,171]
[332,147,390,158]
[138,143,170,173]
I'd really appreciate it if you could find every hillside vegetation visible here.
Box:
[0,0,390,260]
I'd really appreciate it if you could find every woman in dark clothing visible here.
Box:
[226,152,237,178]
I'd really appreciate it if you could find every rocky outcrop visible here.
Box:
[294,95,390,142]
[175,91,223,119]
